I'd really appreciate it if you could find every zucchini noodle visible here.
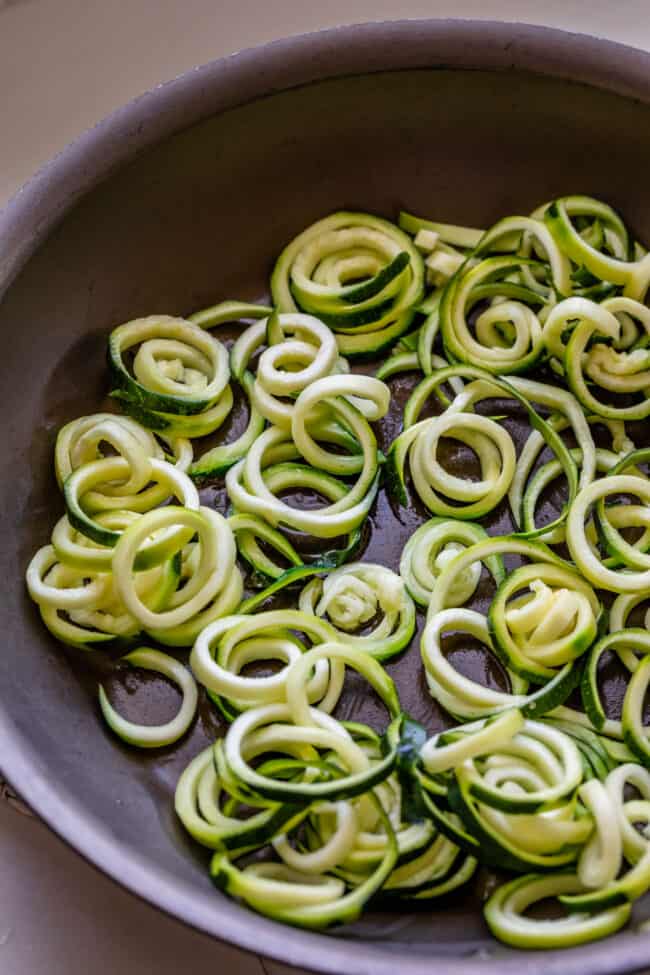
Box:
[452,717,583,814]
[298,563,415,660]
[113,505,242,640]
[210,795,398,928]
[421,709,525,774]
[98,648,198,747]
[606,764,650,862]
[576,779,622,889]
[544,296,650,420]
[174,742,307,854]
[609,592,650,634]
[24,195,650,950]
[64,455,199,549]
[271,211,425,357]
[421,608,580,721]
[419,714,593,877]
[440,254,546,374]
[389,365,586,538]
[55,412,192,495]
[190,371,265,479]
[489,563,600,681]
[190,610,342,713]
[485,873,630,948]
[109,315,232,437]
[400,518,498,607]
[227,513,304,581]
[560,798,650,912]
[427,535,566,618]
[581,629,650,737]
[222,703,401,804]
[544,196,635,287]
[510,412,632,540]
[567,470,650,592]
[424,537,599,692]
[251,312,341,427]
[226,374,388,539]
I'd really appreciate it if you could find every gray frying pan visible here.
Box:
[1,19,650,975]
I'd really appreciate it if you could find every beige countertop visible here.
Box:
[3,2,650,973]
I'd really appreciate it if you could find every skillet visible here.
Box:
[2,19,650,975]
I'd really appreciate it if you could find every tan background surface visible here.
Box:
[2,2,650,973]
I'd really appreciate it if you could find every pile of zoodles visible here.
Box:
[25,196,650,948]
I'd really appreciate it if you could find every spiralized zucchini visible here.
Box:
[99,648,198,747]
[55,412,192,493]
[454,717,584,814]
[113,505,242,645]
[567,467,650,593]
[64,454,199,548]
[489,562,600,681]
[509,412,634,542]
[440,253,547,374]
[226,374,389,539]
[388,365,588,537]
[543,295,650,419]
[484,872,631,948]
[24,195,650,951]
[400,518,498,608]
[421,608,580,721]
[271,211,425,357]
[109,315,232,437]
[251,312,341,427]
[298,562,415,660]
[26,537,177,648]
[190,610,342,714]
[227,512,304,581]
[419,714,593,873]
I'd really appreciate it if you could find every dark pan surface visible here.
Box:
[2,20,650,975]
